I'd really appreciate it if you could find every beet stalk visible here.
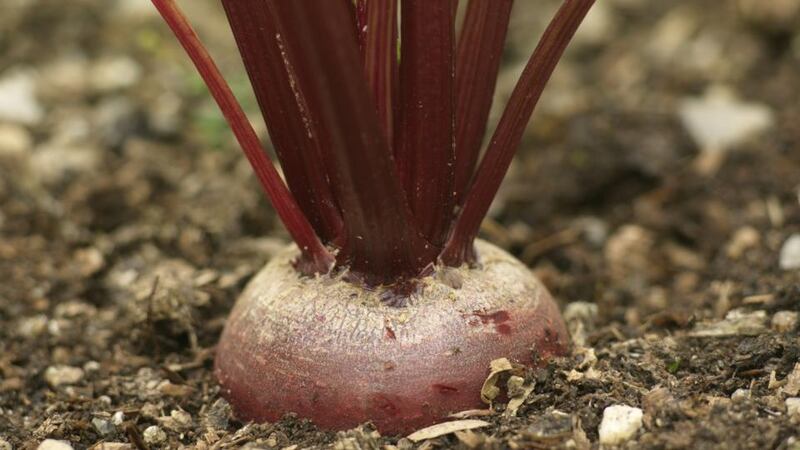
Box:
[152,0,594,434]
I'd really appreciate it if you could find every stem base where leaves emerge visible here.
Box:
[215,240,568,433]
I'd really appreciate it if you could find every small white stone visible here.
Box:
[0,123,32,157]
[0,438,12,450]
[731,388,750,402]
[91,444,131,450]
[786,397,800,417]
[170,409,193,428]
[679,86,773,154]
[44,365,84,387]
[725,226,760,259]
[111,411,126,426]
[90,57,142,92]
[772,311,798,333]
[0,70,43,125]
[30,144,99,184]
[83,360,101,373]
[142,426,167,445]
[92,417,115,436]
[36,440,73,450]
[598,405,644,446]
[779,235,800,270]
[16,315,48,338]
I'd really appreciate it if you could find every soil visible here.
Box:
[1,0,800,449]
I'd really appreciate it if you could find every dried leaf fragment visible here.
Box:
[407,420,491,442]
[481,357,513,404]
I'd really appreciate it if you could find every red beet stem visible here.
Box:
[363,0,398,143]
[396,0,458,248]
[453,0,514,204]
[150,0,333,273]
[269,0,437,284]
[221,0,344,244]
[355,0,368,54]
[442,0,595,265]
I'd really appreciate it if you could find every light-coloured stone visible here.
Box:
[90,444,132,450]
[111,411,126,426]
[16,315,48,338]
[690,309,767,337]
[598,405,643,445]
[37,440,73,450]
[0,123,32,157]
[679,86,773,154]
[0,70,43,125]
[142,426,167,445]
[92,417,115,436]
[779,234,800,270]
[605,224,655,286]
[44,365,84,387]
[726,226,760,259]
[90,57,142,92]
[786,397,800,417]
[731,388,750,402]
[772,311,798,333]
[30,144,99,184]
[0,438,12,450]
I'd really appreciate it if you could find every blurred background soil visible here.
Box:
[1,0,800,448]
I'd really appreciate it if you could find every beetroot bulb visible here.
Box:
[152,0,595,434]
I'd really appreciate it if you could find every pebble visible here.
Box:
[41,57,88,98]
[598,405,643,446]
[16,315,48,338]
[731,388,750,402]
[84,361,102,373]
[0,438,11,450]
[142,425,167,445]
[738,0,800,29]
[679,85,773,155]
[111,411,126,426]
[575,216,609,247]
[30,143,100,184]
[563,302,599,324]
[0,70,43,125]
[147,92,182,136]
[90,57,142,92]
[786,397,800,417]
[574,0,614,46]
[690,309,767,337]
[725,226,760,259]
[779,234,800,270]
[44,365,84,387]
[114,0,160,19]
[92,417,115,436]
[772,311,799,333]
[0,123,32,157]
[605,224,655,285]
[36,440,73,450]
[74,247,105,277]
[160,409,193,431]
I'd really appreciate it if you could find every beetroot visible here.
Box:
[152,0,594,434]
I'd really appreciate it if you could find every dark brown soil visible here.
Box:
[2,1,799,449]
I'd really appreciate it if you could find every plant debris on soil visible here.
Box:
[2,0,800,449]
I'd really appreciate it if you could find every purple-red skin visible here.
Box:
[215,241,569,434]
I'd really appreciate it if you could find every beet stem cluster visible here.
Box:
[152,0,594,285]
